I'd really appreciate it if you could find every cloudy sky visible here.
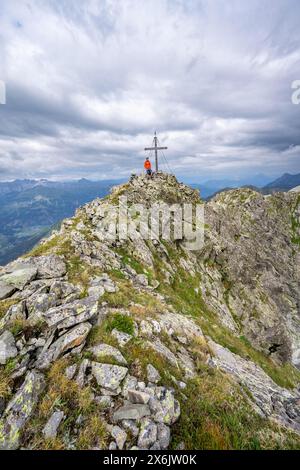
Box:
[0,0,299,183]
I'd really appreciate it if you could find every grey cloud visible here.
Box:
[0,0,299,182]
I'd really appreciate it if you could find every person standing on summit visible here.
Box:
[144,157,153,178]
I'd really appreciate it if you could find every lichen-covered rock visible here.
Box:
[137,418,157,449]
[0,267,37,291]
[112,329,132,347]
[147,364,161,384]
[29,255,67,279]
[42,296,99,329]
[149,388,180,425]
[0,370,45,450]
[42,410,64,439]
[146,339,178,367]
[91,362,128,390]
[157,423,171,449]
[111,425,127,450]
[35,322,92,369]
[0,281,17,300]
[89,343,127,365]
[0,330,18,364]
[208,339,300,433]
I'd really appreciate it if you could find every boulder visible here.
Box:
[0,267,37,291]
[0,370,45,450]
[137,418,157,449]
[35,322,92,369]
[89,343,127,365]
[42,410,64,439]
[149,389,180,425]
[157,423,171,449]
[128,389,151,405]
[146,339,178,367]
[111,425,127,450]
[91,362,128,390]
[113,404,151,421]
[147,364,161,384]
[112,329,132,347]
[42,296,99,329]
[0,281,16,300]
[29,255,67,279]
[0,330,18,364]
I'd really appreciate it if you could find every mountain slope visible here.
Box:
[0,179,124,266]
[263,173,300,193]
[0,173,300,450]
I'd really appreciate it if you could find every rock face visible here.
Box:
[0,173,299,450]
[0,371,45,450]
[0,330,18,364]
[91,363,128,390]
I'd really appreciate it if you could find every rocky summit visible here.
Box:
[0,173,300,450]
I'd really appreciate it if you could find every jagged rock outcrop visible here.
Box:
[0,173,299,450]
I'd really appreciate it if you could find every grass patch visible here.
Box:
[22,358,109,450]
[0,299,18,320]
[105,312,135,335]
[172,369,300,450]
[201,319,300,389]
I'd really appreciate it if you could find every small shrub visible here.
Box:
[106,313,135,335]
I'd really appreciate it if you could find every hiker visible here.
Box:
[144,157,153,177]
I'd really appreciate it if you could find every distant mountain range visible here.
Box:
[0,178,124,265]
[194,173,300,199]
[261,173,300,193]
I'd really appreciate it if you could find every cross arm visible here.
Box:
[157,147,168,150]
[144,147,155,151]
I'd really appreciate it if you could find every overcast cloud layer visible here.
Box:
[0,0,299,182]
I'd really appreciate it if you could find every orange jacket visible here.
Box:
[144,160,151,170]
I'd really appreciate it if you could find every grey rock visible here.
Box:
[113,404,151,421]
[0,370,45,449]
[42,410,64,439]
[146,339,178,367]
[0,330,18,364]
[88,285,105,299]
[122,375,138,399]
[147,364,161,384]
[0,301,26,332]
[157,423,171,449]
[109,441,117,450]
[95,395,113,409]
[89,343,127,365]
[0,281,17,300]
[65,364,77,380]
[76,359,90,388]
[128,389,151,405]
[137,418,157,449]
[139,320,153,337]
[35,322,92,369]
[135,274,148,287]
[111,425,127,450]
[0,267,37,291]
[112,329,132,347]
[29,255,66,279]
[149,389,180,425]
[150,441,161,450]
[91,362,128,390]
[42,296,99,329]
[121,419,139,437]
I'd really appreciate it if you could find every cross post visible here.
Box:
[144,131,168,172]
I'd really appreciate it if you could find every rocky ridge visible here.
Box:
[0,173,300,450]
